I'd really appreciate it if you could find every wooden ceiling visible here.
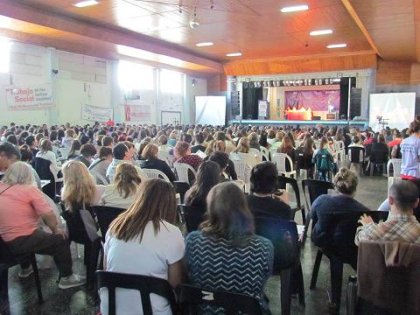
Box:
[0,0,418,75]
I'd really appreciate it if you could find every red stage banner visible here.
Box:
[285,90,340,111]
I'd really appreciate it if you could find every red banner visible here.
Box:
[124,104,151,122]
[285,90,340,111]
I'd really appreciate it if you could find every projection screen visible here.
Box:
[195,96,226,125]
[369,93,416,131]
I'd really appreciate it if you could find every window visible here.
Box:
[118,60,154,90]
[160,69,184,94]
[0,38,12,73]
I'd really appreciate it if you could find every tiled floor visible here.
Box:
[1,175,389,315]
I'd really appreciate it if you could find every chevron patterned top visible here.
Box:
[185,231,274,313]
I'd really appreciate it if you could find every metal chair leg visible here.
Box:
[310,249,323,289]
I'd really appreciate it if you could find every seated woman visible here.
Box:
[35,139,61,176]
[311,167,371,269]
[184,161,220,210]
[0,162,85,289]
[67,139,81,160]
[247,162,293,220]
[296,133,315,178]
[174,141,203,171]
[185,182,273,313]
[140,143,176,182]
[101,163,142,209]
[102,179,184,315]
[206,141,237,180]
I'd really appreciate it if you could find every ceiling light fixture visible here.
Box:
[189,6,200,29]
[327,43,347,48]
[196,42,214,47]
[281,4,309,13]
[74,0,98,8]
[226,52,242,57]
[310,29,333,36]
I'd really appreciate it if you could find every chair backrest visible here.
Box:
[91,206,126,241]
[181,205,206,233]
[142,168,171,182]
[96,270,177,315]
[301,179,334,209]
[277,175,301,210]
[254,217,300,272]
[177,284,262,315]
[231,159,251,183]
[61,207,99,244]
[34,157,54,180]
[348,147,365,163]
[387,158,402,178]
[174,162,197,184]
[157,150,174,167]
[249,148,263,163]
[260,146,269,159]
[272,153,294,174]
[237,152,258,168]
[173,181,190,204]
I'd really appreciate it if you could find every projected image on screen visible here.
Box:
[369,93,416,131]
[195,96,226,125]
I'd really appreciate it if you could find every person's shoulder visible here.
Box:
[160,220,183,236]
[185,230,203,242]
[250,235,274,251]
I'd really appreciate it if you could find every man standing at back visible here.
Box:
[355,180,420,245]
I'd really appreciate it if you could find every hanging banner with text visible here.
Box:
[124,104,152,122]
[5,84,54,111]
[81,104,113,122]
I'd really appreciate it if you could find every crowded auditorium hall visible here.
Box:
[0,1,419,315]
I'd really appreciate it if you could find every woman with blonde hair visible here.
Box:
[101,163,142,209]
[234,137,250,153]
[101,179,184,315]
[61,160,103,211]
[140,143,176,182]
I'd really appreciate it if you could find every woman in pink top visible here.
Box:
[0,162,85,289]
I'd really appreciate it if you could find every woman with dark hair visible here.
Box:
[174,141,203,171]
[101,179,184,315]
[140,143,176,182]
[296,133,315,178]
[277,135,296,172]
[185,182,273,312]
[184,161,220,209]
[35,139,61,176]
[68,140,81,160]
[247,162,293,220]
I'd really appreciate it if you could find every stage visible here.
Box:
[229,119,369,128]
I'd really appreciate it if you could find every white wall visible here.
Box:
[0,41,208,126]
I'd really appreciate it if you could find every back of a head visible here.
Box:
[113,143,128,160]
[333,168,358,196]
[0,142,21,160]
[209,151,229,171]
[389,180,419,212]
[142,143,158,160]
[175,141,190,157]
[25,135,35,147]
[19,145,33,162]
[2,161,34,185]
[99,146,113,159]
[80,144,97,157]
[250,162,278,194]
[195,132,204,144]
[114,163,142,198]
[203,182,254,242]
[102,136,113,147]
[409,119,420,134]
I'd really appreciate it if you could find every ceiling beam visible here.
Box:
[0,0,223,73]
[341,0,382,58]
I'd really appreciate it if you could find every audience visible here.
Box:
[74,143,97,168]
[174,141,203,171]
[100,163,142,209]
[140,143,176,182]
[102,179,184,314]
[89,146,113,185]
[185,182,273,312]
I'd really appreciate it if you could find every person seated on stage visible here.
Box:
[355,180,420,245]
[140,143,176,182]
[247,162,292,221]
[0,162,85,289]
[100,163,142,209]
[184,182,273,313]
[311,167,371,269]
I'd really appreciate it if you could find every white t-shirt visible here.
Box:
[101,220,185,315]
[400,135,420,178]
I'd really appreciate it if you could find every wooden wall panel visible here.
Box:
[207,74,227,93]
[223,53,377,76]
[376,60,420,85]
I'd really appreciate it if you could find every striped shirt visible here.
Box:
[355,214,420,245]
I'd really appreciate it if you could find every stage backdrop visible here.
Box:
[285,90,340,111]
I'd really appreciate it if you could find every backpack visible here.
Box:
[314,149,333,172]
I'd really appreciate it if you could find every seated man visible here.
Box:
[355,180,420,245]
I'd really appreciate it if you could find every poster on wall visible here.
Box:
[81,104,113,122]
[124,104,152,122]
[5,84,54,111]
[258,100,268,118]
[285,90,340,111]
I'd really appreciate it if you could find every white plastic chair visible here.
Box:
[142,168,171,182]
[387,158,402,189]
[173,162,197,184]
[158,150,174,167]
[231,159,251,193]
[260,146,270,161]
[237,152,259,168]
[271,153,296,178]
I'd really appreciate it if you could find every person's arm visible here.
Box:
[167,260,184,288]
[41,211,59,233]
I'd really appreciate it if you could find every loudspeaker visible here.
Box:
[350,88,362,119]
[339,77,356,119]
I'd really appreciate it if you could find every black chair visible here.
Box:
[254,217,305,315]
[0,236,43,306]
[61,207,101,289]
[309,210,389,313]
[96,270,177,315]
[177,283,262,315]
[91,206,126,242]
[369,147,388,176]
[296,151,314,179]
[301,179,334,242]
[173,181,190,204]
[180,205,206,233]
[348,147,366,175]
[278,175,305,224]
[34,157,56,200]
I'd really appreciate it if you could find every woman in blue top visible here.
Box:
[185,182,274,314]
